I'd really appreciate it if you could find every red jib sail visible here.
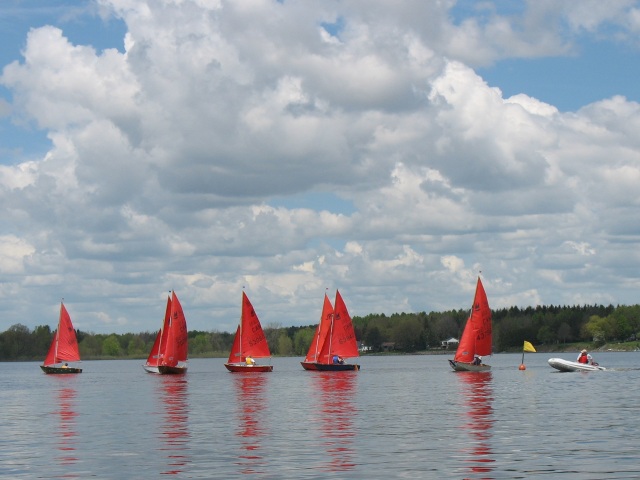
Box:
[228,292,271,362]
[318,290,359,364]
[454,277,492,363]
[43,302,81,366]
[146,296,172,367]
[162,291,188,367]
[303,294,334,363]
[227,325,243,363]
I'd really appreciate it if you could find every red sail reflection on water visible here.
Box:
[157,376,190,475]
[233,374,269,475]
[312,372,357,472]
[456,371,495,479]
[54,383,79,467]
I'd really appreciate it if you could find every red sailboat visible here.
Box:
[144,291,188,374]
[301,293,334,371]
[224,292,273,372]
[41,302,82,374]
[308,290,360,372]
[449,277,492,372]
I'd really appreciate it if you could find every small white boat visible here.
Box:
[548,358,606,372]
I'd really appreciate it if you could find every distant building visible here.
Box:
[357,341,371,352]
[441,337,459,349]
[381,342,396,352]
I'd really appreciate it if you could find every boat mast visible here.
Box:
[158,293,171,364]
[54,301,62,364]
[313,320,322,359]
[313,295,325,359]
[326,310,335,361]
[158,323,164,362]
[239,291,243,360]
[471,276,480,355]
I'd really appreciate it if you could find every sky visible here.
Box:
[2,0,640,335]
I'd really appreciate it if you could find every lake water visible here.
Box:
[1,352,639,479]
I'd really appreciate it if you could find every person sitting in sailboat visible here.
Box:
[472,355,482,365]
[245,356,256,366]
[332,355,344,364]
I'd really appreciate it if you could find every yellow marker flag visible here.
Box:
[523,340,536,353]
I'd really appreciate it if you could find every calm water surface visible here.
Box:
[1,352,639,479]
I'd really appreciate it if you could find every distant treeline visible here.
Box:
[2,303,639,361]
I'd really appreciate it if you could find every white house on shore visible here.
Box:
[441,337,459,349]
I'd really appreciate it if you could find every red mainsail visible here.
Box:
[303,294,334,363]
[454,277,492,363]
[318,290,359,364]
[43,302,81,366]
[162,291,189,367]
[228,292,271,362]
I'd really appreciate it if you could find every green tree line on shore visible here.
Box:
[2,303,639,361]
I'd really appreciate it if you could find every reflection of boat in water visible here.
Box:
[53,382,79,466]
[312,372,357,472]
[232,374,269,475]
[455,371,495,477]
[156,376,190,475]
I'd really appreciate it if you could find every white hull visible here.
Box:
[142,364,160,374]
[548,358,605,372]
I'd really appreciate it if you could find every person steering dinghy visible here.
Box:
[577,349,598,366]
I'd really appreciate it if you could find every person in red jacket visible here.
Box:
[577,349,593,364]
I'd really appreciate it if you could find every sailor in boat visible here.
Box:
[245,356,256,366]
[577,349,597,365]
[332,355,344,364]
[62,363,69,369]
[472,355,482,366]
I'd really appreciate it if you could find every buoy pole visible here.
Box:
[519,350,526,370]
